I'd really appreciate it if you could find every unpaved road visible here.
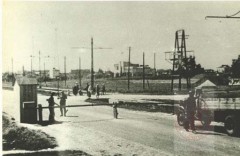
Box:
[3,90,240,156]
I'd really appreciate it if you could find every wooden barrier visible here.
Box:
[37,103,114,123]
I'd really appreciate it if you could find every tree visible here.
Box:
[231,56,240,78]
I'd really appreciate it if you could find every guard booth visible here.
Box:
[14,76,38,124]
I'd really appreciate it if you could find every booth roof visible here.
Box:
[16,76,38,85]
[196,79,216,89]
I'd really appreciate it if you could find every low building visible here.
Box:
[52,68,60,79]
[217,65,230,74]
[113,61,155,77]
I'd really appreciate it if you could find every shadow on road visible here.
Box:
[72,118,114,123]
[65,115,79,117]
[195,125,240,137]
[38,120,63,126]
[3,150,91,156]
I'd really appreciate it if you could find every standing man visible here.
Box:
[87,85,92,99]
[96,84,100,98]
[101,83,106,95]
[73,82,79,96]
[60,91,68,117]
[113,102,118,119]
[85,83,90,97]
[184,90,197,133]
[47,92,59,123]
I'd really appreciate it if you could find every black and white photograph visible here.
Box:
[1,1,240,156]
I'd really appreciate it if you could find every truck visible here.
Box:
[176,86,240,136]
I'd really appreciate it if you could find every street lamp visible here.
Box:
[30,55,35,77]
[43,55,50,85]
[56,76,60,97]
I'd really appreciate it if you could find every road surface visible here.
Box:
[2,90,240,156]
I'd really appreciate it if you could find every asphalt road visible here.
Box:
[3,90,240,156]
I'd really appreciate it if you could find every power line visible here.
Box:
[206,10,240,19]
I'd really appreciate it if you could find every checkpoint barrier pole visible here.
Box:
[39,103,113,109]
[38,104,43,123]
[37,103,120,121]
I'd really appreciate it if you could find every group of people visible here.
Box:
[73,82,106,99]
[46,82,107,122]
[47,91,68,123]
[86,83,106,99]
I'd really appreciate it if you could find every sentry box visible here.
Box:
[14,76,38,124]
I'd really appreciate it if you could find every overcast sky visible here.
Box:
[2,1,240,73]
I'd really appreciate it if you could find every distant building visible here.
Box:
[113,61,155,77]
[204,69,216,76]
[217,65,230,74]
[156,69,171,76]
[33,70,50,78]
[52,68,60,79]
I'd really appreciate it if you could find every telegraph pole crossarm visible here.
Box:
[71,38,113,89]
[205,11,240,19]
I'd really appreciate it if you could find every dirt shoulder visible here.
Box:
[2,112,57,151]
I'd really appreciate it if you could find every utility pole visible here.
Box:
[120,61,122,76]
[64,56,66,86]
[31,36,34,76]
[165,30,193,92]
[11,57,14,86]
[128,47,131,90]
[154,53,156,77]
[79,57,81,86]
[171,52,176,92]
[143,52,145,90]
[39,51,41,77]
[22,66,25,76]
[30,55,34,76]
[11,57,13,75]
[44,62,46,84]
[91,37,94,88]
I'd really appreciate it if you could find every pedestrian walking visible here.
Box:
[101,83,106,95]
[59,91,68,117]
[47,92,59,123]
[184,90,197,133]
[87,85,92,99]
[96,84,100,98]
[113,102,118,119]
[84,83,89,96]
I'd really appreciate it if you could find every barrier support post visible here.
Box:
[38,104,43,123]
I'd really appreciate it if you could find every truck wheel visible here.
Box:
[224,115,240,136]
[177,112,185,126]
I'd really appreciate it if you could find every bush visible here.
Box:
[2,113,57,150]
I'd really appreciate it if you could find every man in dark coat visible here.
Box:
[47,92,59,123]
[96,84,100,98]
[72,82,79,96]
[184,90,197,133]
[84,83,90,97]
